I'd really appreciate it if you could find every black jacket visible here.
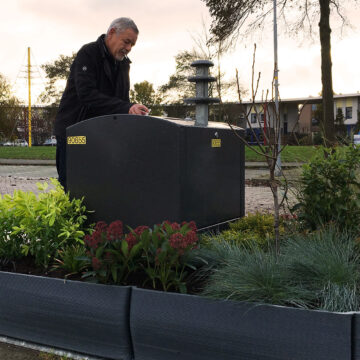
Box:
[54,34,132,138]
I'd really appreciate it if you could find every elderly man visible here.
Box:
[54,17,148,190]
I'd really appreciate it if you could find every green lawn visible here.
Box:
[0,146,56,160]
[245,146,317,162]
[0,145,317,162]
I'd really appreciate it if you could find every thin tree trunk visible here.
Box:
[270,162,280,254]
[319,0,335,146]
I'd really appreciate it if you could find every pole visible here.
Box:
[274,0,281,175]
[28,47,32,147]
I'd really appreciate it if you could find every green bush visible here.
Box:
[294,145,360,230]
[0,179,91,268]
[52,244,88,276]
[201,212,285,250]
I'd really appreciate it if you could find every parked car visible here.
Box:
[15,139,29,147]
[3,139,28,147]
[43,136,57,146]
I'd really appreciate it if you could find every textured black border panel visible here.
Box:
[352,313,360,359]
[130,288,352,360]
[0,272,132,360]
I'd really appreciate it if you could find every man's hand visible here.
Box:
[129,104,149,115]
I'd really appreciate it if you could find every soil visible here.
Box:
[0,256,206,295]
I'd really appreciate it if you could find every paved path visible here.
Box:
[0,164,296,214]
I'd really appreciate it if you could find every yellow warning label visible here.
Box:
[67,136,86,145]
[211,139,221,148]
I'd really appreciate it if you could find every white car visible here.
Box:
[43,136,57,146]
[3,139,28,147]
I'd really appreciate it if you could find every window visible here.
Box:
[346,107,352,119]
[260,114,264,123]
[251,113,257,124]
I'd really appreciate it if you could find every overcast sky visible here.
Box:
[1,0,360,103]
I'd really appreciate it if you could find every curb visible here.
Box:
[0,159,303,168]
[0,159,56,166]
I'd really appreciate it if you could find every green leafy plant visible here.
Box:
[140,220,199,293]
[83,220,199,293]
[82,220,143,284]
[293,145,360,230]
[0,199,23,260]
[52,245,88,277]
[0,179,91,268]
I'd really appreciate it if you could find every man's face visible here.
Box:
[106,28,138,61]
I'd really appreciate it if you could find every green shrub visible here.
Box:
[294,145,360,230]
[201,212,285,250]
[52,244,88,276]
[0,179,91,268]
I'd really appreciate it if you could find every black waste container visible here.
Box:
[66,114,244,229]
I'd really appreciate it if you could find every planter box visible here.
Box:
[130,288,353,360]
[0,272,357,359]
[0,272,132,360]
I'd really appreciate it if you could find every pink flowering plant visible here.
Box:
[139,220,199,293]
[82,220,143,284]
[82,219,199,293]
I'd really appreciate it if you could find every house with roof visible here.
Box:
[241,93,360,136]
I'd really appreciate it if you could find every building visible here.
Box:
[241,93,360,136]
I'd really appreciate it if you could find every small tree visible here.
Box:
[39,53,76,105]
[0,74,21,141]
[130,81,163,116]
[226,45,297,253]
[160,25,242,105]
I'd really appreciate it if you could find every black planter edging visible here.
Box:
[352,314,360,359]
[0,272,358,360]
[0,272,132,360]
[130,287,353,360]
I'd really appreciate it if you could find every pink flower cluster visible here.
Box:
[125,232,138,251]
[133,225,149,236]
[84,231,103,249]
[182,220,197,232]
[169,230,198,250]
[162,220,197,232]
[85,220,123,249]
[106,220,123,241]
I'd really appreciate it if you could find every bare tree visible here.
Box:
[228,45,301,253]
[202,0,357,146]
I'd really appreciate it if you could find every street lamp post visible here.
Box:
[273,0,281,176]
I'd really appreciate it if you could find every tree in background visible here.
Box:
[39,53,76,105]
[159,50,201,103]
[130,81,163,116]
[160,24,244,105]
[202,0,357,146]
[0,74,21,141]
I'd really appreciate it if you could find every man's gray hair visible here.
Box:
[107,17,139,36]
